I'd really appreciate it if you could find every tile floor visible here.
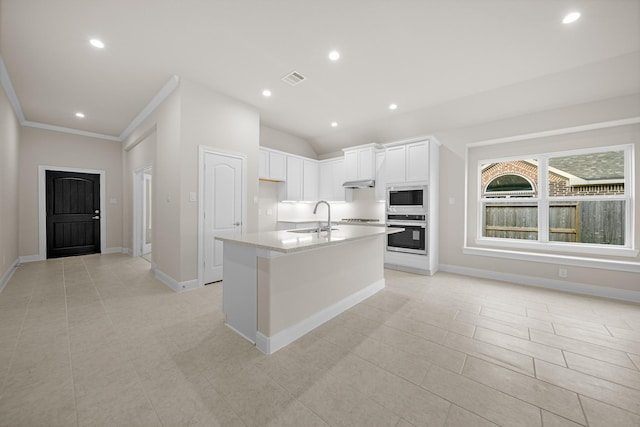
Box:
[0,254,639,426]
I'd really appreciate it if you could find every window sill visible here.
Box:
[465,241,640,273]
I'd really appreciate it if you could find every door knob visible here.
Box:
[233,222,241,226]
[92,216,100,220]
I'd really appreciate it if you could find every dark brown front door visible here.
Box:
[46,171,101,258]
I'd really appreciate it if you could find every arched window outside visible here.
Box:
[484,174,535,197]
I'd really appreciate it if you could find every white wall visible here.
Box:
[260,125,317,159]
[18,127,123,258]
[258,181,279,232]
[0,81,20,286]
[122,130,156,255]
[123,88,182,282]
[179,79,260,282]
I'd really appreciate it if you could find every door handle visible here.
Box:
[92,216,100,220]
[233,222,241,226]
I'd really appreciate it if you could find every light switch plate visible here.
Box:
[189,192,197,202]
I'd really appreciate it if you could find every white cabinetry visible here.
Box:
[382,138,440,276]
[319,158,347,201]
[279,155,319,202]
[343,144,378,181]
[384,141,428,184]
[375,150,386,201]
[303,160,318,201]
[259,148,286,181]
[406,142,428,182]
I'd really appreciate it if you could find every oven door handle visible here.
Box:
[387,222,426,228]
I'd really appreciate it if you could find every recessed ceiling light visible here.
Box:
[331,122,338,127]
[562,12,581,24]
[75,112,85,118]
[89,38,105,49]
[262,89,272,97]
[389,104,398,110]
[328,50,340,61]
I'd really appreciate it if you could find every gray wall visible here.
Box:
[0,81,20,285]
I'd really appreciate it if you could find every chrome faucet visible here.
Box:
[313,200,331,232]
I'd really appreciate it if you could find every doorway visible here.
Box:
[45,170,101,258]
[198,148,246,285]
[133,166,153,260]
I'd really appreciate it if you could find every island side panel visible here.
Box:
[222,241,257,344]
[262,235,384,338]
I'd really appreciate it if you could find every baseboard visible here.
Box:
[103,247,124,254]
[385,263,436,276]
[256,278,385,355]
[0,258,19,292]
[439,264,640,303]
[153,268,200,293]
[19,254,43,263]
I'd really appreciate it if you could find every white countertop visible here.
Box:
[216,224,399,254]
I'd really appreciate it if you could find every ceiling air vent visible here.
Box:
[281,71,306,86]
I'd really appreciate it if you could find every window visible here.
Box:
[478,145,633,253]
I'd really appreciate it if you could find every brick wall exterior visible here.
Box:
[482,161,624,197]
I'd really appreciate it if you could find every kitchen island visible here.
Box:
[215,225,400,354]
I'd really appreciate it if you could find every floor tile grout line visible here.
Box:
[62,258,81,427]
[576,394,591,427]
[82,255,166,427]
[0,268,37,400]
[202,375,249,427]
[457,355,587,425]
[536,358,640,416]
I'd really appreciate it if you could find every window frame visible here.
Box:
[476,144,635,257]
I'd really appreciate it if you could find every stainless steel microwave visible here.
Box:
[387,185,427,212]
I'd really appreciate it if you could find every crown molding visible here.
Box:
[21,120,121,141]
[0,52,180,143]
[119,75,180,142]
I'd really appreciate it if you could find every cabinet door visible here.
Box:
[385,145,406,183]
[269,151,286,181]
[318,161,333,200]
[375,151,386,201]
[259,149,269,179]
[358,148,374,180]
[332,159,346,201]
[283,156,302,201]
[406,142,428,182]
[303,160,318,201]
[344,150,358,181]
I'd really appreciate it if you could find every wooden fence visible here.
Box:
[484,201,625,245]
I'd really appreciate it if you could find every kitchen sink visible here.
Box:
[287,227,338,234]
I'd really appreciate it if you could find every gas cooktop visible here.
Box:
[340,218,381,223]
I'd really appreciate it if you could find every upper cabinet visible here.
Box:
[303,159,318,201]
[259,148,286,181]
[343,143,379,182]
[278,154,320,202]
[384,141,429,184]
[375,150,386,201]
[319,158,347,202]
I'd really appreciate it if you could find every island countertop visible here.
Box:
[215,224,400,254]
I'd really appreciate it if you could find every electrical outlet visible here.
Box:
[558,268,568,278]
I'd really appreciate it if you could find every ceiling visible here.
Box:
[1,0,639,154]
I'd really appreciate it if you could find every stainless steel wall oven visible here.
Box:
[386,214,427,255]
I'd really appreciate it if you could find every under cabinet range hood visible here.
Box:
[343,179,375,188]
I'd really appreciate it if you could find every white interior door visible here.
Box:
[203,152,243,283]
